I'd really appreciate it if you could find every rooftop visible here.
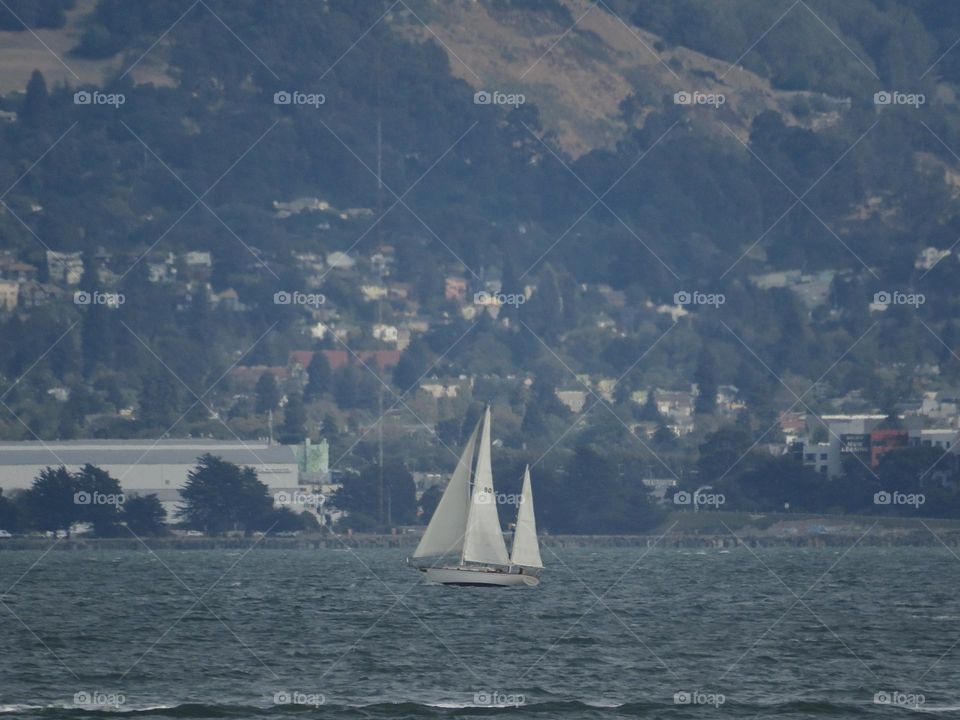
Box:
[0,440,297,466]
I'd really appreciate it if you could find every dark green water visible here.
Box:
[1,546,958,718]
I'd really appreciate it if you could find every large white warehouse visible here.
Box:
[0,439,301,518]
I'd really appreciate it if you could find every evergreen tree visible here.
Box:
[138,373,182,429]
[23,466,77,535]
[255,372,281,414]
[74,464,124,536]
[178,454,272,534]
[304,352,331,400]
[281,392,307,443]
[21,69,48,124]
[392,339,433,392]
[123,494,168,536]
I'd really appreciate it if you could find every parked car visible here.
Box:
[0,530,12,539]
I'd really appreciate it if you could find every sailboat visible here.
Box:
[409,406,543,587]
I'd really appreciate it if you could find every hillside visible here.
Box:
[397,0,847,156]
[1,0,960,503]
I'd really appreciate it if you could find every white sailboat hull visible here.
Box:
[423,566,539,587]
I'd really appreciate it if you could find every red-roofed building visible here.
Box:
[288,349,400,376]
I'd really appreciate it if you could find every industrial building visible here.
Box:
[801,415,958,478]
[0,439,301,519]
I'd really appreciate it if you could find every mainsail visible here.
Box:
[461,406,510,566]
[509,465,543,568]
[412,418,480,559]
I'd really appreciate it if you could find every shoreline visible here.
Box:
[1,530,959,550]
[3,512,959,551]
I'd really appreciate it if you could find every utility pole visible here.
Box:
[376,43,386,529]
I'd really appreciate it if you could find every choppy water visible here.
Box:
[1,546,959,718]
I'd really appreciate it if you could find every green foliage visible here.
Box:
[23,466,78,534]
[333,460,417,529]
[536,445,665,533]
[304,353,331,401]
[123,494,168,536]
[177,454,273,534]
[280,392,306,443]
[254,373,281,415]
[74,463,124,536]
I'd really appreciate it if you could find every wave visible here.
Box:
[0,697,890,717]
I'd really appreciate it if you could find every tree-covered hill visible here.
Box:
[1,0,960,462]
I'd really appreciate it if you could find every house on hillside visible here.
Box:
[46,250,84,285]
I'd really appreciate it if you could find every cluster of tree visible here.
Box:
[333,443,667,534]
[0,454,321,537]
[177,454,318,534]
[0,464,166,536]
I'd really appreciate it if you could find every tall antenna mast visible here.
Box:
[376,39,386,528]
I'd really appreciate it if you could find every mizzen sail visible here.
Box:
[509,465,543,568]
